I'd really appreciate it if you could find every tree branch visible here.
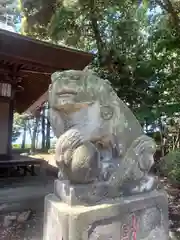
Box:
[89,0,105,61]
[156,0,180,30]
[155,0,169,12]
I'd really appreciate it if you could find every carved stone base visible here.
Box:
[54,178,160,206]
[43,190,169,240]
[54,179,119,206]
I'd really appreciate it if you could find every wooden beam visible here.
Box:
[25,91,48,114]
[0,29,94,113]
[0,29,94,70]
[19,69,52,75]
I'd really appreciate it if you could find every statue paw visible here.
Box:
[139,175,158,192]
[121,176,158,196]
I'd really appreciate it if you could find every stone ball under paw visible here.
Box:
[68,141,101,184]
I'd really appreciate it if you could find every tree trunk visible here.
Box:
[31,110,40,153]
[21,122,26,149]
[46,119,51,150]
[90,15,104,59]
[158,118,165,157]
[156,0,180,32]
[36,130,39,149]
[88,0,121,73]
[41,106,46,149]
[89,0,105,62]
[46,103,51,150]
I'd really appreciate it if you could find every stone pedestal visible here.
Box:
[43,187,169,240]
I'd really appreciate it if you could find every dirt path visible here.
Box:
[164,179,180,239]
[0,211,43,240]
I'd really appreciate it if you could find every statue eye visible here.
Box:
[100,106,113,120]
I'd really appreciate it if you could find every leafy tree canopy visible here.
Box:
[20,0,180,121]
[12,113,26,142]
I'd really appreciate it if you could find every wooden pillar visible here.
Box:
[0,97,13,160]
[0,80,14,160]
[0,65,22,161]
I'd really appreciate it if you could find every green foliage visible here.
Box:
[161,151,180,184]
[12,143,31,149]
[12,113,26,142]
[48,139,56,154]
[0,0,21,28]
[12,144,21,148]
[19,0,180,116]
[48,148,55,154]
[17,2,158,109]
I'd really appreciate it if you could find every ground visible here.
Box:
[165,179,180,239]
[0,153,54,240]
[0,211,43,240]
[29,153,56,168]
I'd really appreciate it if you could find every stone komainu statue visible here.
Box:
[48,69,158,195]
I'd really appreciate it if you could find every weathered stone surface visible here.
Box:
[3,214,17,227]
[45,69,169,239]
[3,210,32,227]
[17,210,32,223]
[54,178,163,206]
[54,179,121,206]
[49,69,157,194]
[43,190,169,240]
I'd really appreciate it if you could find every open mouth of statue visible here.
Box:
[56,89,78,97]
[56,94,91,113]
[57,101,93,114]
[56,90,77,108]
[56,90,78,110]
